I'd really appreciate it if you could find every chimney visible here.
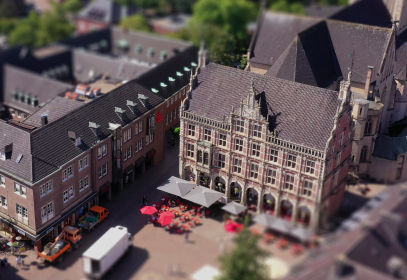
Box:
[115,107,126,120]
[89,122,101,136]
[68,131,82,146]
[380,211,403,240]
[126,100,137,114]
[335,254,350,277]
[41,113,48,126]
[138,94,148,107]
[364,66,374,99]
[198,41,208,68]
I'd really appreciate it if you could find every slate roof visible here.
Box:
[250,12,321,66]
[77,0,137,25]
[329,0,392,28]
[136,45,199,99]
[251,12,392,86]
[72,49,151,83]
[306,5,344,18]
[372,135,407,160]
[266,21,342,88]
[59,28,111,53]
[3,65,73,113]
[188,63,341,151]
[111,27,192,65]
[0,80,164,183]
[22,96,84,127]
[395,30,407,81]
[30,80,163,178]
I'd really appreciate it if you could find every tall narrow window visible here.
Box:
[197,150,203,163]
[250,164,259,179]
[188,124,195,136]
[187,144,194,158]
[204,129,211,142]
[253,125,262,138]
[203,153,209,165]
[360,146,368,162]
[269,149,278,163]
[305,160,315,174]
[218,154,226,168]
[233,159,242,173]
[396,155,405,180]
[267,169,277,185]
[287,155,297,168]
[235,139,243,152]
[303,181,313,197]
[285,174,294,190]
[252,143,260,157]
[219,134,227,146]
[339,132,345,146]
[364,119,372,136]
[235,120,244,133]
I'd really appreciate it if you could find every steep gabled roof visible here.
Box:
[77,0,138,25]
[188,63,341,151]
[3,65,72,113]
[136,45,199,99]
[329,0,392,28]
[250,12,321,66]
[266,21,342,88]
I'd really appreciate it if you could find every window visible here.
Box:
[79,159,83,170]
[334,172,339,186]
[360,146,368,162]
[364,119,372,135]
[48,201,53,216]
[0,195,7,208]
[23,113,27,119]
[102,163,107,176]
[285,174,294,190]
[135,123,139,134]
[252,143,261,157]
[233,158,242,173]
[124,128,132,142]
[336,151,342,165]
[218,154,226,168]
[340,132,345,146]
[0,152,5,161]
[305,160,315,174]
[204,129,211,142]
[166,115,169,125]
[138,139,143,151]
[40,184,46,197]
[170,111,173,122]
[203,153,209,165]
[269,149,278,163]
[287,155,296,168]
[146,134,154,145]
[303,181,313,196]
[62,170,67,181]
[79,179,84,192]
[67,165,73,178]
[14,182,25,196]
[16,203,22,215]
[187,144,194,158]
[46,180,52,193]
[63,190,69,202]
[0,175,5,187]
[98,144,108,159]
[396,155,405,180]
[359,108,363,115]
[219,133,227,146]
[235,120,244,133]
[41,205,47,221]
[331,146,335,154]
[84,176,89,189]
[188,124,195,137]
[11,109,15,116]
[69,186,74,198]
[124,146,132,161]
[139,120,143,132]
[84,156,88,167]
[250,163,259,179]
[166,100,169,107]
[17,111,21,118]
[197,150,203,163]
[22,206,28,218]
[253,125,262,138]
[267,169,277,185]
[327,160,333,173]
[235,138,243,152]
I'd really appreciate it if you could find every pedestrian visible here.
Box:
[184,231,189,243]
[145,197,149,206]
[16,256,21,269]
[142,196,146,205]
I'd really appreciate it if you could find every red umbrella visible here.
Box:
[158,211,175,226]
[225,223,237,233]
[140,206,158,215]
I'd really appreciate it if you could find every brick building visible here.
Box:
[179,62,354,231]
[0,80,166,251]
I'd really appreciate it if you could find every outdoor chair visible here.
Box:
[188,222,195,228]
[189,210,195,216]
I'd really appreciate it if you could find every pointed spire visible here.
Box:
[189,69,193,89]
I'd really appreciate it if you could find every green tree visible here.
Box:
[63,0,84,13]
[217,216,269,280]
[8,11,40,47]
[0,18,18,35]
[269,0,306,15]
[170,0,197,13]
[120,14,151,32]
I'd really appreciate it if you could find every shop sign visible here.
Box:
[17,228,26,236]
[156,112,162,123]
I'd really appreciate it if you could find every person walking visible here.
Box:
[16,256,21,269]
[142,196,146,205]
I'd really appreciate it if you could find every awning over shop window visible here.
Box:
[124,164,135,175]
[146,149,156,158]
[0,216,36,240]
[135,156,145,167]
[99,181,111,194]
[35,192,98,241]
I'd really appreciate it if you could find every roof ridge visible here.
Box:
[265,10,323,22]
[327,18,393,32]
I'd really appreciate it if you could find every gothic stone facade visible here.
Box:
[179,63,354,232]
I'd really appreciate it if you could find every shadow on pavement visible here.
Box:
[103,246,149,280]
[0,264,27,280]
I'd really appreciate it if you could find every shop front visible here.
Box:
[99,181,112,201]
[123,164,135,184]
[146,149,156,168]
[135,156,146,176]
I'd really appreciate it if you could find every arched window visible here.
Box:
[364,119,372,135]
[360,146,368,162]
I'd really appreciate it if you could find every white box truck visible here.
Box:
[82,226,132,279]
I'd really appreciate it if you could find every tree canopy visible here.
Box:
[8,4,75,48]
[120,14,151,32]
[217,216,269,280]
[62,0,84,13]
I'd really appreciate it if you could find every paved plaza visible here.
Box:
[0,145,307,280]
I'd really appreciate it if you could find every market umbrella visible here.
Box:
[268,218,293,234]
[182,186,224,207]
[140,206,158,215]
[290,226,312,242]
[157,176,196,197]
[222,201,247,215]
[254,213,276,228]
[158,211,175,227]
